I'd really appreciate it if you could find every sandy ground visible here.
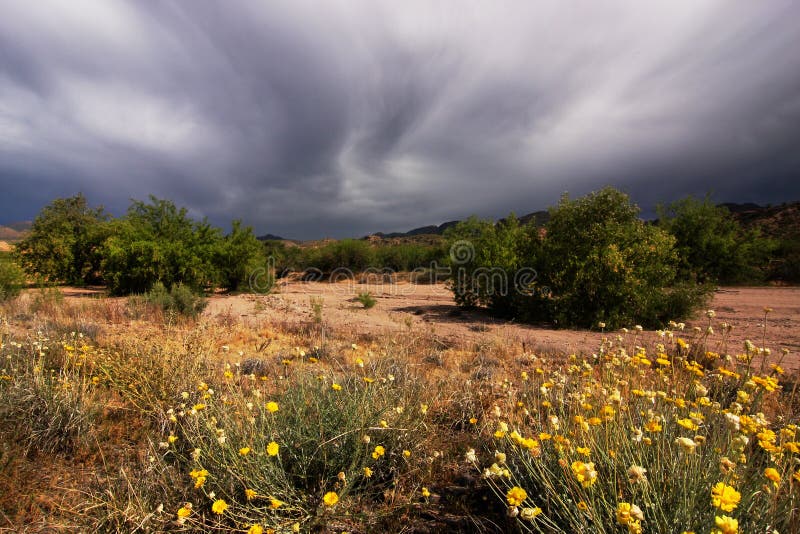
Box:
[202,281,800,371]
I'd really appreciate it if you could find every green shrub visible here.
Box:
[315,239,374,274]
[0,257,26,302]
[102,197,221,295]
[445,214,541,316]
[356,291,377,309]
[446,188,711,329]
[658,196,775,284]
[136,282,207,319]
[214,220,268,292]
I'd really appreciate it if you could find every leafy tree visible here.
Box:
[658,196,775,284]
[214,220,267,292]
[14,194,109,285]
[101,196,220,295]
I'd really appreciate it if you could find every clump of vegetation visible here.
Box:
[131,281,208,319]
[658,195,775,284]
[16,195,268,295]
[13,193,109,286]
[0,256,26,301]
[357,291,377,309]
[446,187,711,329]
[267,238,446,278]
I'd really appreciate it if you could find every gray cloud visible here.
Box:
[1,0,799,238]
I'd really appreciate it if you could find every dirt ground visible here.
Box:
[201,281,800,372]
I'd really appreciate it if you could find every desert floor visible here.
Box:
[183,282,800,372]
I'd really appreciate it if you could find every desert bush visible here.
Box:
[314,239,375,274]
[372,242,446,272]
[658,195,775,284]
[0,256,25,301]
[214,220,269,292]
[101,197,221,295]
[357,291,377,309]
[157,356,428,530]
[132,282,208,320]
[538,188,710,329]
[445,214,541,317]
[0,333,100,454]
[446,188,710,329]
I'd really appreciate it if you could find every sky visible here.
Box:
[1,1,799,239]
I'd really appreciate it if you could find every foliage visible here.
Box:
[101,197,221,295]
[269,239,445,277]
[313,239,374,274]
[163,359,426,530]
[0,332,99,455]
[658,196,775,284]
[446,188,711,329]
[539,188,709,329]
[14,194,109,285]
[132,281,208,319]
[0,255,26,302]
[445,215,541,317]
[771,236,800,283]
[357,291,377,309]
[214,220,268,292]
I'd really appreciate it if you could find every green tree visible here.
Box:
[14,194,109,285]
[101,196,220,295]
[214,220,267,292]
[657,196,774,284]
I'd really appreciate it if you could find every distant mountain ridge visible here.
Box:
[247,202,800,244]
[0,220,31,241]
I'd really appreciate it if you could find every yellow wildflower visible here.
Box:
[520,507,542,520]
[616,502,644,525]
[265,401,279,413]
[571,461,597,488]
[713,515,738,534]
[267,441,280,456]
[506,486,527,506]
[711,482,740,512]
[323,491,339,506]
[211,499,228,515]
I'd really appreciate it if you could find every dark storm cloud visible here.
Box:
[1,1,799,238]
